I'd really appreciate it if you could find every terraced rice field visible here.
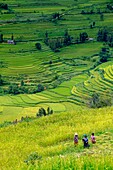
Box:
[72,62,113,104]
[0,0,113,122]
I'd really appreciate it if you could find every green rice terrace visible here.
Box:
[0,0,113,169]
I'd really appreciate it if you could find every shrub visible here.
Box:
[37,107,46,117]
[0,3,8,10]
[36,107,53,117]
[88,92,112,108]
[35,43,41,50]
[24,152,42,165]
[99,47,110,63]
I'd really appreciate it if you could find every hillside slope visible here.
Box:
[1,106,113,169]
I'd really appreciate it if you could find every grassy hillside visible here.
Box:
[1,106,113,169]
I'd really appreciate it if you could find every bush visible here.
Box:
[24,152,42,165]
[36,107,53,117]
[0,3,8,10]
[88,93,112,108]
[37,84,44,92]
[35,43,41,50]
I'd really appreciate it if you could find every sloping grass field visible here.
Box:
[1,106,113,169]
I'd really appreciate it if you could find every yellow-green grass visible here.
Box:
[1,106,113,169]
[0,102,78,123]
[72,63,113,103]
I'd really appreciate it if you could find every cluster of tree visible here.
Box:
[52,12,60,20]
[97,28,113,47]
[44,30,72,51]
[36,107,53,117]
[44,30,89,51]
[99,47,110,63]
[81,8,104,15]
[107,4,113,10]
[0,82,44,95]
[0,107,53,128]
[81,9,95,15]
[88,92,113,108]
[0,3,8,10]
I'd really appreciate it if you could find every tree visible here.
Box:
[49,39,57,51]
[64,29,72,46]
[20,80,24,86]
[35,43,41,50]
[0,34,3,43]
[108,34,113,47]
[11,33,14,40]
[47,107,53,115]
[0,75,3,86]
[90,24,93,29]
[0,3,8,10]
[99,47,110,63]
[93,21,95,27]
[37,108,46,117]
[37,84,44,92]
[88,92,112,108]
[80,32,88,43]
[52,12,60,20]
[44,31,49,45]
[8,84,19,94]
[97,28,108,42]
[36,107,53,117]
[100,13,104,21]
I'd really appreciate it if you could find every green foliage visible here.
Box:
[0,75,3,86]
[0,121,12,128]
[25,152,42,165]
[20,80,24,86]
[37,107,46,116]
[0,3,8,10]
[97,28,108,42]
[8,84,20,94]
[0,34,3,43]
[44,29,72,51]
[80,32,88,43]
[52,12,60,20]
[99,47,110,63]
[35,43,41,50]
[37,84,44,92]
[47,107,53,115]
[100,13,104,21]
[37,107,53,117]
[88,92,112,108]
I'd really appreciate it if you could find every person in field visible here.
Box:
[74,132,78,146]
[91,133,96,144]
[82,134,90,148]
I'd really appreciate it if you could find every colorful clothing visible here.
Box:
[91,135,96,144]
[82,137,90,148]
[74,135,78,145]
